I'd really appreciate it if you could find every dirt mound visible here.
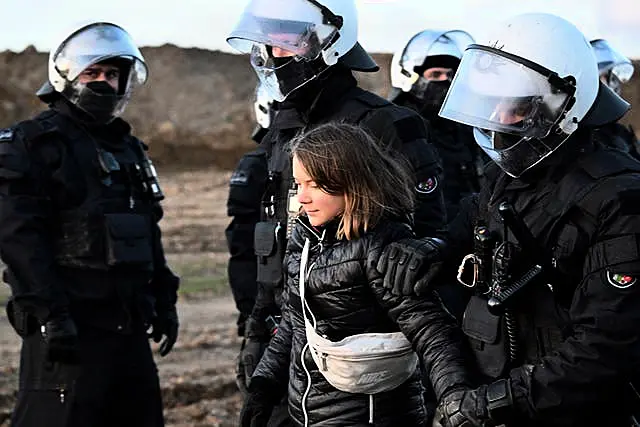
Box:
[1,46,639,171]
[0,45,259,171]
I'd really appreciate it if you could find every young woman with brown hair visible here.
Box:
[240,122,469,427]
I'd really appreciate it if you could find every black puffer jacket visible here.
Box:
[252,216,469,426]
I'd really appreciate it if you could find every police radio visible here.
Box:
[286,182,301,239]
[136,154,165,202]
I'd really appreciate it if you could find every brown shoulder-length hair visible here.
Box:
[289,122,414,240]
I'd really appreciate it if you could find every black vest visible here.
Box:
[16,110,156,272]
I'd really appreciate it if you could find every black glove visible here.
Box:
[433,380,513,427]
[239,389,274,427]
[377,237,445,296]
[236,339,250,397]
[239,377,279,427]
[239,316,273,390]
[240,338,269,389]
[41,311,79,364]
[149,304,179,357]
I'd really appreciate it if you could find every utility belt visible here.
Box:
[299,239,418,395]
[54,212,154,271]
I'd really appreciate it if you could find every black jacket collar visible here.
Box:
[488,129,597,202]
[296,215,340,247]
[51,99,132,150]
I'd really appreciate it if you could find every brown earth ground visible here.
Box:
[0,169,246,427]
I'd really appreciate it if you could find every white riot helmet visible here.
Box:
[590,39,634,95]
[390,29,474,115]
[391,30,473,93]
[254,81,274,129]
[37,22,148,123]
[226,0,377,102]
[439,13,629,178]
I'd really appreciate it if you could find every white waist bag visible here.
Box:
[299,238,419,394]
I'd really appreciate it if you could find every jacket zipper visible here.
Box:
[296,218,325,248]
[296,217,326,279]
[318,346,414,363]
[299,227,326,427]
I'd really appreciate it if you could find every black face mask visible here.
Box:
[418,80,451,118]
[75,81,121,124]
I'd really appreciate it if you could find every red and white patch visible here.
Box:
[607,271,637,289]
[416,176,438,194]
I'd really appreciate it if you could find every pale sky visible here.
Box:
[4,0,640,58]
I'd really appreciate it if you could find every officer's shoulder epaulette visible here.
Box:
[0,128,14,142]
[14,115,61,144]
[349,87,391,108]
[579,149,640,179]
[393,112,427,142]
[0,126,29,178]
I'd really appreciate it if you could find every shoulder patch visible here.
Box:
[230,170,250,186]
[607,271,637,289]
[0,128,14,142]
[416,176,438,194]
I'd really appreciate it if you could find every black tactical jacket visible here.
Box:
[594,121,640,160]
[0,104,178,333]
[448,131,640,426]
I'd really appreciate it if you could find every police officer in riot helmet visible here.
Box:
[390,29,487,219]
[590,38,639,159]
[0,22,179,427]
[226,82,270,396]
[226,81,272,349]
[376,13,640,426]
[591,38,635,96]
[226,0,446,423]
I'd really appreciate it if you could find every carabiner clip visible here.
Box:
[457,254,480,288]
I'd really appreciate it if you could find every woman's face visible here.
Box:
[292,155,345,227]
